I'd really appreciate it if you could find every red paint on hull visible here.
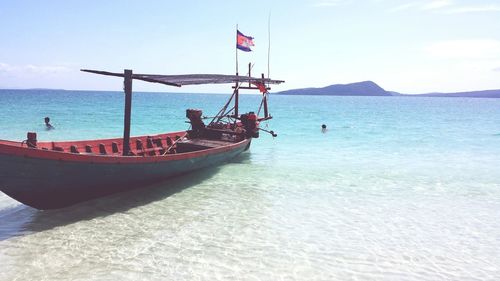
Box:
[0,132,251,209]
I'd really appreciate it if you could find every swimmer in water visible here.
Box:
[44,117,54,130]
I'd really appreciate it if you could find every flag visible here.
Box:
[236,30,254,52]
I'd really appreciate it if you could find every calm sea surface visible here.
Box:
[1,89,499,280]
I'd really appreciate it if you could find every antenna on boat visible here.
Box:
[267,12,271,80]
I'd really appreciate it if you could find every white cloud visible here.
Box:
[385,64,500,93]
[424,39,500,59]
[0,63,71,75]
[387,0,452,12]
[25,64,70,74]
[445,4,500,14]
[311,0,346,7]
[0,63,13,73]
[388,0,500,14]
[387,2,420,12]
[422,0,453,10]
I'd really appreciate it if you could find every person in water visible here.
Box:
[321,124,327,133]
[44,117,54,130]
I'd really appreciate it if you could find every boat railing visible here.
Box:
[27,132,187,156]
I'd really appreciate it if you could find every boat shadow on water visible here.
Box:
[0,165,222,242]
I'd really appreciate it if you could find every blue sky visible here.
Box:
[1,0,500,94]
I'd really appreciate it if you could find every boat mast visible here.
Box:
[234,25,239,117]
[235,63,253,117]
[234,72,239,117]
[123,69,133,156]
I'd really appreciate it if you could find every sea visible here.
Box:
[0,89,499,280]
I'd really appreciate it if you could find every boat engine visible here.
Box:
[186,109,205,137]
[240,112,259,138]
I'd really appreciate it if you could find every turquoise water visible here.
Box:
[1,89,500,280]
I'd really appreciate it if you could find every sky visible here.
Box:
[1,0,500,94]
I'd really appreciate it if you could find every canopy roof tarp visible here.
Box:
[81,69,284,88]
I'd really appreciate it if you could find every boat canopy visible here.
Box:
[81,69,284,88]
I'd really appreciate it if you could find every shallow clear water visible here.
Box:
[1,90,500,280]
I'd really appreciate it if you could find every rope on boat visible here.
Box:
[209,64,255,126]
[161,136,185,156]
[257,91,269,116]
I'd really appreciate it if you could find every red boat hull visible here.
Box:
[0,133,251,210]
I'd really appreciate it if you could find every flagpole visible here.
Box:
[235,24,239,118]
[235,24,239,75]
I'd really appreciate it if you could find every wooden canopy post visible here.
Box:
[262,73,269,118]
[122,69,133,156]
[248,63,252,87]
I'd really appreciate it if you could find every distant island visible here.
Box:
[276,81,500,98]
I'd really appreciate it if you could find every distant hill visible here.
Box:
[276,81,500,98]
[277,81,392,96]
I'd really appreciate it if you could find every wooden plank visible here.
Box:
[185,139,233,148]
[232,86,271,90]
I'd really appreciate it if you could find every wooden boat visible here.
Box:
[0,69,284,210]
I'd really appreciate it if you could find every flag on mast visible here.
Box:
[236,30,254,52]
